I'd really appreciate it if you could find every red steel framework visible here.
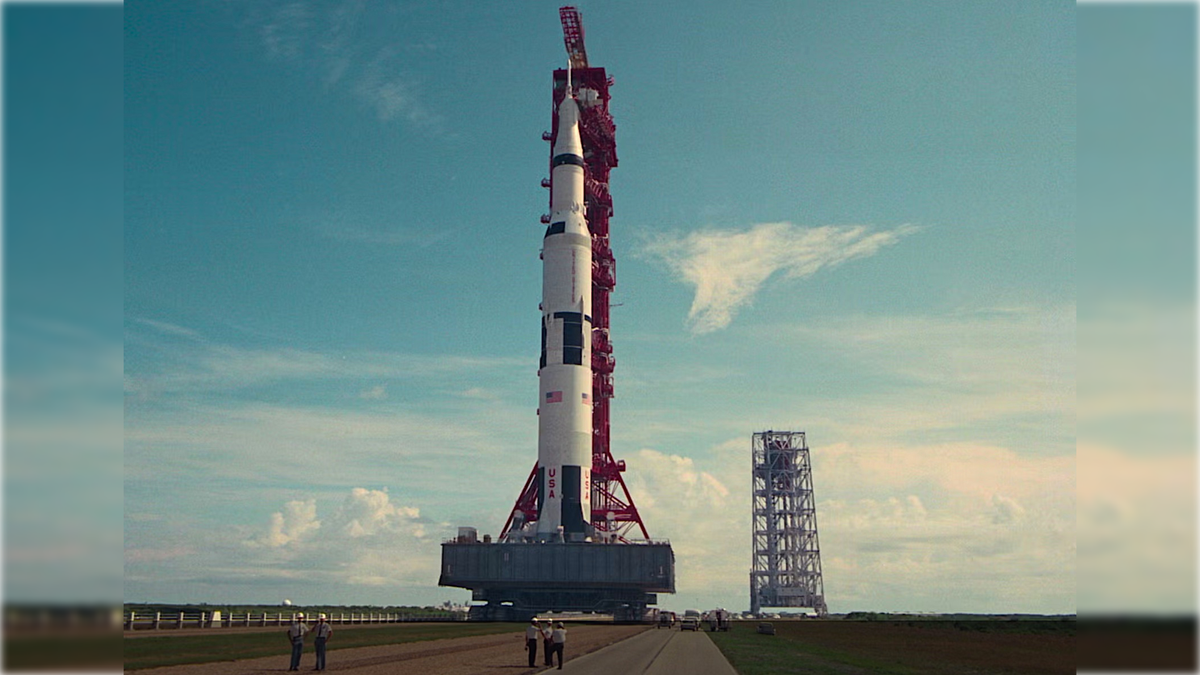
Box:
[500,7,650,543]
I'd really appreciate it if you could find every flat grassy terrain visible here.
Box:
[123,622,524,670]
[708,619,1075,675]
[5,632,123,672]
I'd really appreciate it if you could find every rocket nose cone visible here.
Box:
[553,97,583,158]
[558,94,580,122]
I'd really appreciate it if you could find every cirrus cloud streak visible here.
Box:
[643,222,919,334]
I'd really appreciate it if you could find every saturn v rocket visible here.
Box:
[439,10,675,621]
[535,80,592,541]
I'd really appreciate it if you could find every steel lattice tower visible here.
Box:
[751,431,828,616]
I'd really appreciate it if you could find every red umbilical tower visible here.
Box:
[501,6,649,543]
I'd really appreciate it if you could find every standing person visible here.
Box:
[551,621,567,669]
[286,613,308,671]
[524,619,541,667]
[312,613,333,671]
[541,619,554,666]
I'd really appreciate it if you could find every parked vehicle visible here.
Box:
[706,608,731,631]
[681,616,700,631]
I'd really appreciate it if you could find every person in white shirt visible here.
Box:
[311,613,333,671]
[541,619,554,666]
[551,622,567,669]
[524,618,542,667]
[285,613,308,671]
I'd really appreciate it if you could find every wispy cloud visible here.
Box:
[260,2,312,62]
[615,304,1075,455]
[642,222,919,334]
[763,305,1076,439]
[310,212,451,247]
[6,315,123,603]
[124,319,526,398]
[131,317,203,340]
[316,0,364,86]
[245,1,442,131]
[354,47,441,128]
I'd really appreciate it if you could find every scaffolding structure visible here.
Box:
[751,431,828,616]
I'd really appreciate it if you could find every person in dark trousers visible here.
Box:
[541,619,554,666]
[524,619,541,667]
[311,613,333,671]
[286,613,308,671]
[551,622,567,669]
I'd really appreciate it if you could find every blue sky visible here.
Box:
[5,4,123,604]
[119,1,1078,614]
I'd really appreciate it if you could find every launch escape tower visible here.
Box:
[439,7,673,623]
[751,431,829,617]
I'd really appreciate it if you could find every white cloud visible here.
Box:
[252,499,322,548]
[642,222,919,333]
[622,448,747,604]
[622,435,1074,614]
[1077,443,1196,613]
[241,488,435,587]
[1076,301,1194,614]
[813,441,1073,612]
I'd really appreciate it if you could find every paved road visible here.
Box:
[132,624,648,675]
[555,628,738,675]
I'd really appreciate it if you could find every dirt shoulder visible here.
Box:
[133,623,650,675]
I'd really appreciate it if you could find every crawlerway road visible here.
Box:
[556,628,737,675]
[131,624,663,675]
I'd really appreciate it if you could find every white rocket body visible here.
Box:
[537,92,592,541]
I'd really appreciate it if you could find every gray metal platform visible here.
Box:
[439,541,674,621]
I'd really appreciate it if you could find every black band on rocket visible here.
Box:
[552,153,585,168]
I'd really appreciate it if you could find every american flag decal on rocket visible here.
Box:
[546,391,563,403]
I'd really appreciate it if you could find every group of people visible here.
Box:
[525,618,568,669]
[287,611,567,671]
[286,613,334,671]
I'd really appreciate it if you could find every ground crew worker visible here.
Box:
[551,621,567,669]
[541,619,554,666]
[286,612,308,671]
[525,619,541,667]
[312,613,333,671]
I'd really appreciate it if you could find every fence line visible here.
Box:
[123,610,464,630]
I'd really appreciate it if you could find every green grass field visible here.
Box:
[123,622,524,670]
[708,619,1075,675]
[5,633,123,672]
